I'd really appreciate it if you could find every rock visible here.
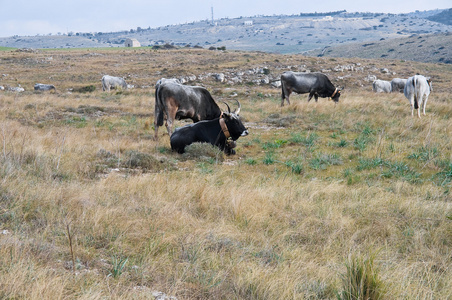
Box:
[271,81,281,88]
[260,76,270,84]
[214,73,225,82]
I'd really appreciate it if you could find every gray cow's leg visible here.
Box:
[281,94,290,107]
[165,119,173,137]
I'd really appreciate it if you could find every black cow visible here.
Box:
[154,80,221,140]
[280,71,341,106]
[170,101,248,155]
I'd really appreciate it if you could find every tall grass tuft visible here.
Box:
[107,255,128,278]
[337,253,385,300]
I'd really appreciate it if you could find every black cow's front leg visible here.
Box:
[224,140,237,155]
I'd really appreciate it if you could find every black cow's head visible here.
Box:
[331,88,342,103]
[221,99,248,140]
[222,112,249,140]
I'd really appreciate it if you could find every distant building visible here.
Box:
[244,21,253,26]
[125,38,141,47]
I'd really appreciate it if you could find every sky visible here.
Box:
[0,0,450,37]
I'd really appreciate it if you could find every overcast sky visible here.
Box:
[0,0,450,37]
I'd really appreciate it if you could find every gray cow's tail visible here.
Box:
[281,80,287,104]
[154,86,165,127]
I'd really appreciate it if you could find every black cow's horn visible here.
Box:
[233,99,241,115]
[222,101,231,113]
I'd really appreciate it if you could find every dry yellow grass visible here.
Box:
[0,48,451,299]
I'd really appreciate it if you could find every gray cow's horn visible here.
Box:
[222,101,231,113]
[233,99,241,115]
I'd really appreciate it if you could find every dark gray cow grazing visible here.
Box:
[404,75,432,118]
[372,80,392,93]
[280,71,341,106]
[390,78,407,93]
[154,81,222,140]
[170,100,248,155]
[101,75,127,91]
[34,83,56,92]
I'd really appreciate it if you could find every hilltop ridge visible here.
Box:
[0,9,450,63]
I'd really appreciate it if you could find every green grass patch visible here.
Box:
[0,47,16,51]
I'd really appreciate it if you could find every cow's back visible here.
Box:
[281,71,319,93]
[157,83,220,121]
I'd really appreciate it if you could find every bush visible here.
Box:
[74,85,96,93]
[182,143,224,163]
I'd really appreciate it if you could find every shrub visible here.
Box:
[74,85,96,93]
[309,153,342,170]
[263,152,275,165]
[182,143,224,163]
[285,161,303,174]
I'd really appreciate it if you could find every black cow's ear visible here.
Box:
[222,112,231,119]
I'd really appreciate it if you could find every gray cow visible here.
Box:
[101,75,127,91]
[390,78,407,93]
[34,83,56,92]
[154,80,222,140]
[280,71,341,106]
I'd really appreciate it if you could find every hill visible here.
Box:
[305,32,452,63]
[428,8,452,25]
[0,9,451,64]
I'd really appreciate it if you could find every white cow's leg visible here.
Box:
[409,97,415,117]
[423,96,428,115]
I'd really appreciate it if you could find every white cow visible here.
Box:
[101,75,127,91]
[372,79,392,93]
[390,78,407,93]
[404,75,432,118]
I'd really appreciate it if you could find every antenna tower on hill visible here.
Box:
[211,6,215,26]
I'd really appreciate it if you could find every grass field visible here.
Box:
[0,47,16,51]
[0,48,451,299]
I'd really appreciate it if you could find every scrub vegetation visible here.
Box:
[0,48,451,299]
